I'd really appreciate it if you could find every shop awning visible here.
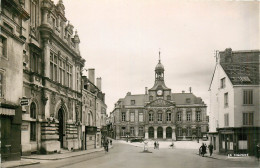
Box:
[0,108,15,116]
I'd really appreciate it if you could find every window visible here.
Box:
[166,112,171,121]
[243,90,253,105]
[149,113,153,122]
[224,113,229,126]
[167,95,171,101]
[131,100,135,105]
[138,127,143,136]
[139,112,143,122]
[121,127,126,136]
[31,52,41,74]
[30,102,36,119]
[177,127,182,137]
[220,77,226,88]
[130,112,135,122]
[157,113,162,121]
[30,102,36,141]
[177,112,182,121]
[122,112,126,122]
[50,52,58,82]
[224,92,228,107]
[130,127,135,136]
[0,36,7,58]
[186,112,191,121]
[30,122,36,141]
[76,72,79,91]
[187,127,192,136]
[243,112,253,125]
[67,64,72,88]
[59,59,65,85]
[196,127,201,137]
[0,72,3,97]
[196,112,201,122]
[186,98,191,103]
[30,0,38,28]
[149,96,153,101]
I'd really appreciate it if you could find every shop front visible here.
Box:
[85,126,97,150]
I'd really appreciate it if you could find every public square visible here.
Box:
[23,141,259,168]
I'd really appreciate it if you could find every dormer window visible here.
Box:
[186,98,191,103]
[131,100,135,105]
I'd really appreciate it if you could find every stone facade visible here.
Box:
[82,69,107,150]
[0,0,30,161]
[209,48,260,155]
[111,58,208,141]
[0,0,86,155]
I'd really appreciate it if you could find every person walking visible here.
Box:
[256,143,260,162]
[208,143,213,156]
[154,141,157,149]
[201,143,206,157]
[157,141,159,150]
[106,139,109,152]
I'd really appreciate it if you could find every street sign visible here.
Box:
[20,98,30,106]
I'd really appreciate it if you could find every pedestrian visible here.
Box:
[157,141,159,150]
[208,143,213,156]
[256,143,260,162]
[201,143,206,157]
[106,139,109,152]
[104,140,107,152]
[110,139,112,146]
[154,141,157,149]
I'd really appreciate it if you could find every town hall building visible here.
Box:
[111,56,208,141]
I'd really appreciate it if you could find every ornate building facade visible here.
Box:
[111,58,208,140]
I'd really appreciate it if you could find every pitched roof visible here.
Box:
[219,49,260,85]
[221,63,259,85]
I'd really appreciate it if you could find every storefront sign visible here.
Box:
[20,98,30,106]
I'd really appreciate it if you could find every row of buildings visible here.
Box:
[107,49,260,156]
[109,57,209,141]
[0,0,107,162]
[208,49,260,156]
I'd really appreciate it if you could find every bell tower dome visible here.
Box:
[155,51,164,81]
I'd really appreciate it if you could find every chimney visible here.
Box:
[88,68,95,84]
[145,87,148,95]
[182,90,185,93]
[96,77,102,91]
[127,92,131,96]
[189,87,192,93]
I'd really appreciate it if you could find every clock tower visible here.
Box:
[148,51,171,99]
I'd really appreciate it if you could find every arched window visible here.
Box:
[88,112,93,126]
[30,102,36,119]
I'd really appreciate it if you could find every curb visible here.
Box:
[22,148,105,161]
[1,161,40,168]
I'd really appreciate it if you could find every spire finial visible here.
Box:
[159,48,161,63]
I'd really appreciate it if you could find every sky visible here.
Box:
[54,0,259,114]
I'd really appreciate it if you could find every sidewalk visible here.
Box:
[1,147,107,168]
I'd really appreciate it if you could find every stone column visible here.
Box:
[172,127,176,141]
[43,41,50,78]
[163,126,166,139]
[154,126,157,139]
[145,126,148,139]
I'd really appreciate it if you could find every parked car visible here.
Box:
[130,138,143,143]
[202,134,208,141]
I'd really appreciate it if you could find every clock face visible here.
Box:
[157,90,163,96]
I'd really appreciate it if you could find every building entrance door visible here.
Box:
[166,127,172,139]
[1,116,11,161]
[148,127,154,139]
[157,127,163,138]
[58,108,64,148]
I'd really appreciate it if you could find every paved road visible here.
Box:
[27,142,259,168]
